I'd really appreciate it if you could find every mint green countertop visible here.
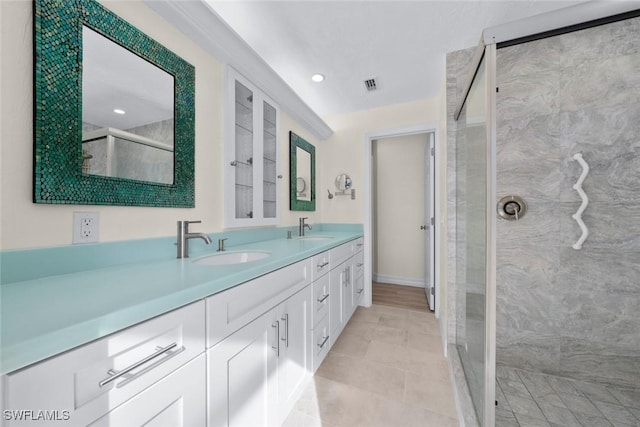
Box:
[0,228,362,375]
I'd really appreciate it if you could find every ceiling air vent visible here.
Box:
[363,78,377,92]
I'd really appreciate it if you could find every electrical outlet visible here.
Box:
[73,212,100,244]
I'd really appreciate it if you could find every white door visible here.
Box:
[277,287,312,422]
[207,309,278,427]
[424,133,436,310]
[329,265,344,336]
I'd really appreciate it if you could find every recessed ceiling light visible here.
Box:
[113,108,126,115]
[311,73,325,83]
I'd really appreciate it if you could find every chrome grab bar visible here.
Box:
[99,342,178,387]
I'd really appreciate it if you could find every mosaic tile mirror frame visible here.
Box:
[34,0,196,207]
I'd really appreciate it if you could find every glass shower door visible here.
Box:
[455,47,497,426]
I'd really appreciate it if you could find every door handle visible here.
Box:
[272,321,280,357]
[420,225,429,230]
[281,313,289,348]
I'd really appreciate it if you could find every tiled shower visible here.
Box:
[448,13,640,427]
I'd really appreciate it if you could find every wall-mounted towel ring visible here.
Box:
[571,153,589,250]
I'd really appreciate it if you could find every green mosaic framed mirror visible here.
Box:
[289,131,316,211]
[34,0,195,206]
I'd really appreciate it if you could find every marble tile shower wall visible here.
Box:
[495,17,640,389]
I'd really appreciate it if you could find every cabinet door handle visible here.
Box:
[99,342,178,387]
[317,261,329,268]
[281,313,289,348]
[356,243,364,247]
[272,321,280,357]
[357,288,364,295]
[317,294,329,303]
[318,335,330,349]
[357,263,363,267]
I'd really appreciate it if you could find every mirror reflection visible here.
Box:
[296,147,311,201]
[81,26,175,184]
[335,173,352,191]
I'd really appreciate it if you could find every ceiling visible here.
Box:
[206,0,585,118]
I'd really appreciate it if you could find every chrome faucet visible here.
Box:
[177,220,212,258]
[299,217,312,237]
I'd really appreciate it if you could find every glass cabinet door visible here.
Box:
[263,101,277,219]
[225,68,279,227]
[234,81,254,219]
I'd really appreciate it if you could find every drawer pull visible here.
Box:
[357,263,363,267]
[99,342,178,387]
[356,243,363,247]
[317,261,329,268]
[317,294,329,303]
[318,335,330,349]
[357,288,364,295]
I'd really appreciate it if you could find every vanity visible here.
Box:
[0,231,364,426]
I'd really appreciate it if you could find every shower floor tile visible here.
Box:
[496,366,640,427]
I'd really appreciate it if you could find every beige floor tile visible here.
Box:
[316,352,406,399]
[331,331,371,358]
[350,306,382,324]
[404,371,458,418]
[282,409,331,427]
[289,300,458,427]
[372,324,408,346]
[406,329,444,354]
[365,340,451,382]
[332,388,459,427]
[341,318,378,340]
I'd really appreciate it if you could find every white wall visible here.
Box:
[320,98,442,224]
[373,134,427,284]
[0,0,318,250]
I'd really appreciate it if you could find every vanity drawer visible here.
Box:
[312,273,330,328]
[312,251,330,280]
[329,240,355,268]
[354,237,364,253]
[354,251,364,279]
[354,274,365,305]
[3,301,205,427]
[312,314,331,372]
[206,258,312,348]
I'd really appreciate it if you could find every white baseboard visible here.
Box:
[372,274,425,288]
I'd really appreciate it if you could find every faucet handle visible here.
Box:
[186,220,202,225]
[217,238,228,252]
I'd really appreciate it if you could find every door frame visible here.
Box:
[363,124,440,318]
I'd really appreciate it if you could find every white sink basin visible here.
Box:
[298,236,334,241]
[193,251,271,266]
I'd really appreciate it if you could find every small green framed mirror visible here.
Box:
[34,0,195,206]
[289,131,315,211]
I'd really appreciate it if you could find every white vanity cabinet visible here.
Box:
[311,251,331,371]
[353,238,365,306]
[206,258,313,427]
[276,286,312,422]
[329,240,360,339]
[207,308,279,427]
[89,355,206,427]
[2,301,206,427]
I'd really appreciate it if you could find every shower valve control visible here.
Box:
[498,195,527,221]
